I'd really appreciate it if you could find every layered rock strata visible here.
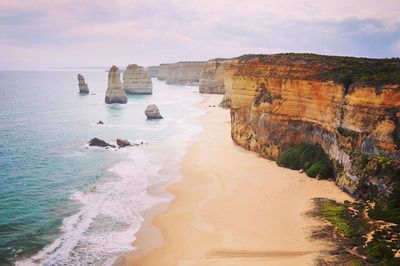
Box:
[146,66,158,77]
[229,54,400,201]
[198,58,236,108]
[105,65,127,104]
[156,62,205,85]
[123,64,152,94]
[77,74,89,94]
[199,59,228,94]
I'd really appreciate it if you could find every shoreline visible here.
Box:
[120,94,353,265]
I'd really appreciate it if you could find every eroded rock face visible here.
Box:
[123,64,153,94]
[199,59,236,108]
[78,74,89,94]
[199,59,228,94]
[229,54,400,200]
[105,65,127,104]
[146,66,158,77]
[145,104,163,119]
[157,62,205,85]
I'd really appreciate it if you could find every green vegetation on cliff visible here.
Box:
[350,152,400,224]
[236,53,400,89]
[321,200,358,238]
[312,198,400,265]
[276,143,333,178]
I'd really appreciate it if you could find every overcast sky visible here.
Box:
[0,0,399,70]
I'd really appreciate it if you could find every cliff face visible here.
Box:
[198,59,236,108]
[146,66,158,77]
[199,59,227,94]
[229,54,400,200]
[156,62,205,85]
[123,64,152,94]
[105,65,127,104]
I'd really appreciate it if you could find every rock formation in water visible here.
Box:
[146,66,159,77]
[88,137,116,148]
[105,65,127,104]
[145,104,163,119]
[156,62,205,85]
[116,138,131,147]
[123,64,153,94]
[78,74,89,94]
[228,53,400,202]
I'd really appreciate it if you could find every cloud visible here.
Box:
[0,0,399,69]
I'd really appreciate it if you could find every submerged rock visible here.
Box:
[88,137,116,148]
[117,138,131,147]
[123,64,153,94]
[145,104,163,119]
[78,74,89,94]
[105,65,127,104]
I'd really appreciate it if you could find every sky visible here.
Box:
[0,0,399,70]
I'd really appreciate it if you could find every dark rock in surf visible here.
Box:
[88,137,116,148]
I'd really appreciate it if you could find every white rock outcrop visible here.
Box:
[123,64,153,94]
[105,65,127,104]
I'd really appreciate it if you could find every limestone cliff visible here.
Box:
[146,66,158,77]
[229,54,400,201]
[105,65,127,104]
[77,74,89,94]
[123,64,152,94]
[198,59,236,108]
[199,59,227,94]
[156,61,205,85]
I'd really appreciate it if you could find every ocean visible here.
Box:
[0,71,204,265]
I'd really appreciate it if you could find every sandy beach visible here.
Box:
[121,94,352,266]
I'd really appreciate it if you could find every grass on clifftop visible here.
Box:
[276,143,334,179]
[236,53,400,89]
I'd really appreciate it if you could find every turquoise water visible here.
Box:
[0,71,204,265]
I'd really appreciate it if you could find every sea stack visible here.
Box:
[123,64,153,94]
[105,65,127,104]
[145,104,163,119]
[77,74,89,94]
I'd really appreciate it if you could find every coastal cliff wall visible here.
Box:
[199,59,228,94]
[146,66,158,77]
[198,59,236,108]
[156,62,205,85]
[229,54,400,201]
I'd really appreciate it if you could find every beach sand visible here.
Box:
[119,94,352,266]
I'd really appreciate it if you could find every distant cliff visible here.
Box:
[146,66,158,78]
[198,58,236,107]
[153,61,205,85]
[229,53,400,202]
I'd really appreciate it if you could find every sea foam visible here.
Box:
[16,148,167,266]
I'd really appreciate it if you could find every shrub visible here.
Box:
[306,161,331,178]
[369,203,400,224]
[277,143,334,178]
[366,243,394,264]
